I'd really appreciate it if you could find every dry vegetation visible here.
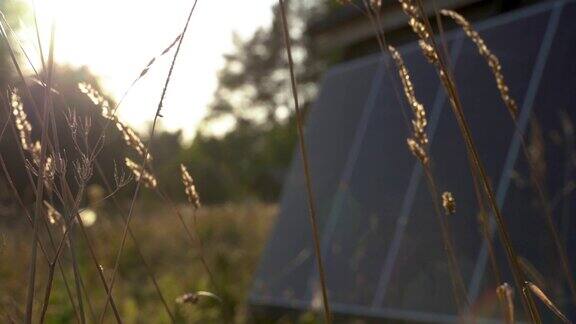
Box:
[0,203,277,323]
[0,0,574,323]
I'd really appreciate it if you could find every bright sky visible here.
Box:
[26,0,275,139]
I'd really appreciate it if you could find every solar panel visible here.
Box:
[251,1,576,322]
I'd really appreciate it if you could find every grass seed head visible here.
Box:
[496,283,514,324]
[180,164,201,209]
[78,82,114,120]
[389,45,429,165]
[116,120,152,162]
[11,90,34,151]
[10,92,56,186]
[176,291,221,305]
[525,281,570,323]
[43,201,62,225]
[442,191,456,215]
[440,9,518,117]
[399,0,439,64]
[125,158,157,189]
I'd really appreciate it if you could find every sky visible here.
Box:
[25,0,275,139]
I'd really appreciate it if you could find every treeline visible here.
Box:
[0,0,333,206]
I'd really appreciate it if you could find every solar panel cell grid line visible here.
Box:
[467,0,564,303]
[528,2,576,280]
[371,33,465,308]
[311,59,386,295]
[305,34,466,307]
[490,2,576,320]
[250,0,576,321]
[380,2,559,317]
[251,58,383,301]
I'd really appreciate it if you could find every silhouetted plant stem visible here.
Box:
[443,8,576,307]
[517,118,576,307]
[365,8,489,305]
[1,18,122,322]
[68,230,86,324]
[278,0,332,322]
[93,162,176,322]
[100,1,199,322]
[0,154,82,324]
[422,167,470,315]
[155,188,221,293]
[0,101,84,324]
[409,0,540,321]
[24,22,56,324]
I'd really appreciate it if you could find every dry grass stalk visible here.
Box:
[440,9,518,117]
[3,17,123,321]
[528,119,546,192]
[43,201,61,225]
[439,8,576,308]
[388,45,429,165]
[278,0,332,322]
[525,282,570,323]
[11,89,34,151]
[370,0,381,10]
[78,82,114,120]
[125,158,157,189]
[496,283,515,324]
[398,1,540,319]
[78,82,152,163]
[0,154,84,323]
[100,2,199,320]
[90,162,175,322]
[180,164,200,209]
[525,119,576,308]
[518,257,546,291]
[115,120,152,162]
[11,89,55,185]
[136,34,182,80]
[2,91,88,321]
[175,291,221,305]
[388,44,470,313]
[398,0,439,64]
[440,8,576,311]
[442,191,456,215]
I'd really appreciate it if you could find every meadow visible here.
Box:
[0,0,574,323]
[1,203,277,323]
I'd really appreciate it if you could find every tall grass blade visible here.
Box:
[278,0,332,322]
[100,1,199,321]
[397,0,541,320]
[443,10,576,306]
[525,282,570,323]
[496,283,515,324]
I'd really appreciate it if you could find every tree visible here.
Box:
[203,1,325,130]
[182,1,331,204]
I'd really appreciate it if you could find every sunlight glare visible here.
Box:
[24,0,274,139]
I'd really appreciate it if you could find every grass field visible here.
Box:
[1,0,574,323]
[0,202,277,323]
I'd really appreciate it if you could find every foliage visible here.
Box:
[0,203,277,323]
[204,1,324,128]
[179,0,331,204]
[178,116,297,204]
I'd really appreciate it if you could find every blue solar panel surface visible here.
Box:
[251,1,576,322]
